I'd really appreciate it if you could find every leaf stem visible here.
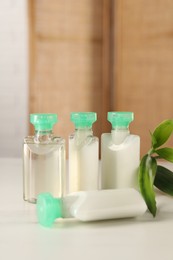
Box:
[148,148,155,155]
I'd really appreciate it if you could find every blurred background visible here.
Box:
[0,0,28,157]
[1,0,173,158]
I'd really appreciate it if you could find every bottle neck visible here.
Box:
[111,127,130,145]
[75,127,93,137]
[73,128,93,146]
[34,129,53,143]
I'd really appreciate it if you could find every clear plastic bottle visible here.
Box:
[68,112,99,193]
[36,189,147,227]
[101,112,140,189]
[23,114,66,203]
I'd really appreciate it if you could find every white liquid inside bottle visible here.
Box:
[101,112,140,189]
[68,112,99,193]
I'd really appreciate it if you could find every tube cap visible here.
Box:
[108,112,134,128]
[71,112,97,128]
[30,114,58,131]
[37,193,62,227]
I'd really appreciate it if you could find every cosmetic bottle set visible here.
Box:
[23,112,146,226]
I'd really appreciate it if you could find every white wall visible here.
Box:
[0,0,28,157]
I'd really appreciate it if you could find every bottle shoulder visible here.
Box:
[53,136,66,145]
[70,132,98,139]
[70,131,98,140]
[24,136,34,143]
[102,133,140,147]
[69,133,98,147]
[102,132,140,139]
[24,135,65,145]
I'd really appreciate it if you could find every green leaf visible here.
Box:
[138,154,157,216]
[152,119,173,149]
[154,165,173,196]
[155,147,173,162]
[150,131,157,148]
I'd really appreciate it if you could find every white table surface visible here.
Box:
[0,158,173,260]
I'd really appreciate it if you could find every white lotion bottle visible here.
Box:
[101,112,140,189]
[36,189,147,227]
[68,112,99,193]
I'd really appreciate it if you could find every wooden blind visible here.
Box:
[29,0,112,146]
[113,0,173,155]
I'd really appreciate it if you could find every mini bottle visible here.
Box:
[101,112,140,189]
[36,189,147,227]
[68,112,99,193]
[23,113,66,203]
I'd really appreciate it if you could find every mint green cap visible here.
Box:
[71,112,97,128]
[37,193,62,227]
[30,114,58,130]
[108,112,134,128]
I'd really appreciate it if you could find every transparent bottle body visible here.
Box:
[23,135,65,203]
[68,129,99,193]
[101,129,140,189]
